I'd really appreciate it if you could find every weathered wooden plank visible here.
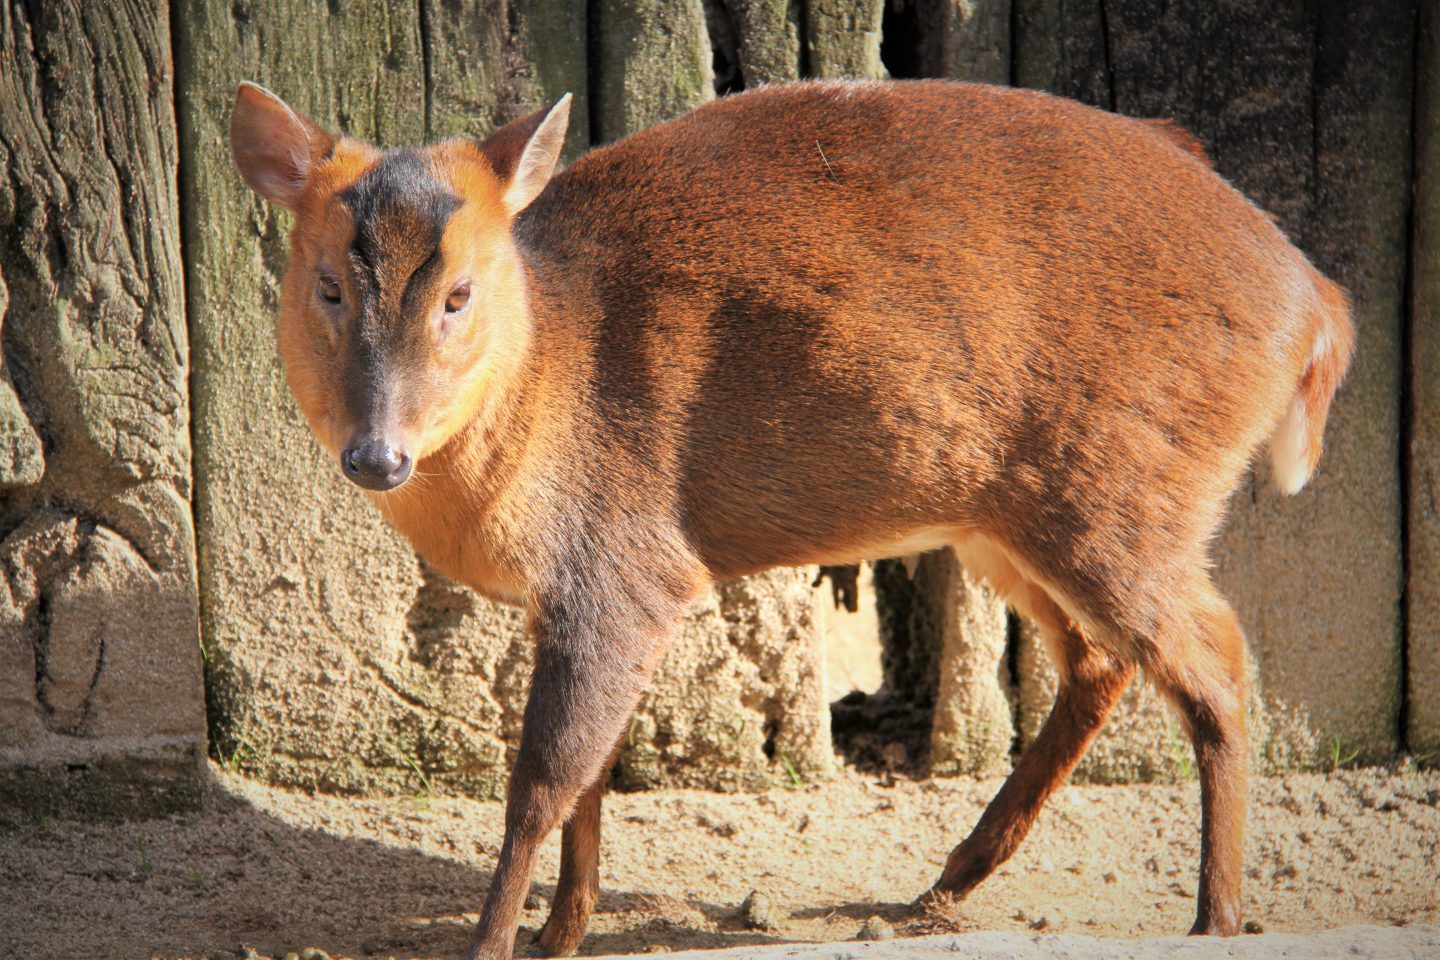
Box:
[945,0,1010,82]
[906,0,1012,83]
[0,0,205,820]
[1409,3,1440,759]
[721,0,802,86]
[593,0,714,142]
[176,0,507,795]
[424,0,589,156]
[806,0,886,79]
[1013,0,1111,106]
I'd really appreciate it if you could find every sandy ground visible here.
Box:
[1,764,1436,960]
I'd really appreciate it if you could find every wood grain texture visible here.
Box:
[717,0,802,87]
[593,0,714,142]
[1409,1,1440,757]
[807,0,885,79]
[0,0,204,820]
[424,0,589,156]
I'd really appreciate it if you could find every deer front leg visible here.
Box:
[462,600,683,960]
[535,739,623,957]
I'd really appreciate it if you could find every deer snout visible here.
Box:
[341,437,413,491]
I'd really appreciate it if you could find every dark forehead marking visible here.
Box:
[339,148,461,265]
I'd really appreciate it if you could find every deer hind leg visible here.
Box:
[929,544,1134,901]
[1137,580,1249,936]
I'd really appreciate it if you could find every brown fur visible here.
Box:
[1141,118,1215,166]
[229,79,1354,958]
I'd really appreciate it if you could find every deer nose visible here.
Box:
[341,438,413,491]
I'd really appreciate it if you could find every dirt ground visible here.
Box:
[2,763,1437,960]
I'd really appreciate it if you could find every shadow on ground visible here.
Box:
[0,771,793,960]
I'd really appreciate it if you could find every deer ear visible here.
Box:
[230,82,335,210]
[481,95,572,217]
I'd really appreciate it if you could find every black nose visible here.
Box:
[341,439,413,491]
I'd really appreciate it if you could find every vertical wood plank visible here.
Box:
[176,0,532,796]
[1409,1,1440,758]
[593,0,714,142]
[724,0,803,86]
[807,0,886,79]
[424,0,589,155]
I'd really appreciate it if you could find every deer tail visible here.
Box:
[1268,273,1355,495]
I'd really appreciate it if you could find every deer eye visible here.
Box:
[445,282,471,314]
[317,275,342,305]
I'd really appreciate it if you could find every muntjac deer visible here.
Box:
[229,79,1353,958]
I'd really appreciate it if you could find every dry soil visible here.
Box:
[1,764,1436,960]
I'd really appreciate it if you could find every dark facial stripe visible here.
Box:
[401,247,448,316]
[337,150,462,436]
[340,149,461,267]
[340,150,459,329]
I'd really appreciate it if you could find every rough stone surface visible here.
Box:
[0,286,42,488]
[1012,0,1412,771]
[0,738,207,828]
[0,0,205,817]
[619,569,834,790]
[1410,3,1440,758]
